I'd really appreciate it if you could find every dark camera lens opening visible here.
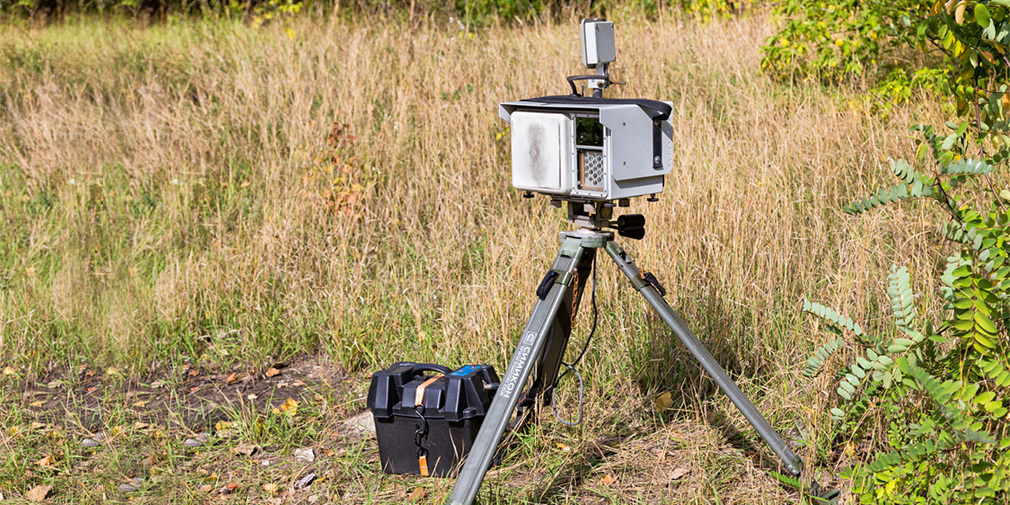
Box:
[575,117,603,147]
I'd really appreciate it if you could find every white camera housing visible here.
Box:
[500,100,674,201]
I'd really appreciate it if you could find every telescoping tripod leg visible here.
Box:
[447,233,597,505]
[603,240,805,477]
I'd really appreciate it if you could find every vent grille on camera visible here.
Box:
[579,150,604,191]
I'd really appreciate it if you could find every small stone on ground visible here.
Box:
[118,477,143,492]
[293,472,316,490]
[183,433,209,447]
[294,447,315,463]
[80,432,106,447]
[341,411,375,440]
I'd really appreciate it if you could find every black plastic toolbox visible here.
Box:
[367,362,499,477]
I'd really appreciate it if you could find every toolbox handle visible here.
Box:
[411,363,453,376]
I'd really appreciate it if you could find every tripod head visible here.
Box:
[561,199,647,239]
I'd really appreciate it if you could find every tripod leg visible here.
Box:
[447,235,590,505]
[528,247,594,408]
[603,241,804,477]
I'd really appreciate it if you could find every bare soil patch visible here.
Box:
[17,355,346,431]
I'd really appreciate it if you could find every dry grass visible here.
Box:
[0,9,956,503]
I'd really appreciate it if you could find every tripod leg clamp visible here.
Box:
[536,271,559,300]
[536,268,575,300]
[642,272,666,297]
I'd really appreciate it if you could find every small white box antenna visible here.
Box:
[580,19,616,68]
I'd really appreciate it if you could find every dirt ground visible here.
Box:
[2,355,832,504]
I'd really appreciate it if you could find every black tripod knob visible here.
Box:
[615,214,646,240]
[619,227,646,240]
[616,214,645,229]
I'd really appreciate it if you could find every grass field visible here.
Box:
[0,8,953,503]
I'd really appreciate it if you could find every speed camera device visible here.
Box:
[499,19,674,202]
[443,19,835,505]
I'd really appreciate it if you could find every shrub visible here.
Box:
[797,1,1010,502]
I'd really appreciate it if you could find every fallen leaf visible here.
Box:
[189,369,199,377]
[670,467,687,480]
[36,455,55,467]
[274,398,299,416]
[29,400,45,408]
[85,370,95,377]
[408,486,425,501]
[265,367,281,377]
[189,386,200,393]
[246,394,258,400]
[86,387,97,393]
[601,473,617,486]
[132,400,149,407]
[225,373,238,384]
[232,442,259,456]
[26,485,52,502]
[290,380,306,387]
[3,366,15,376]
[106,367,119,376]
[215,421,233,432]
[262,483,278,494]
[198,484,213,492]
[656,391,674,411]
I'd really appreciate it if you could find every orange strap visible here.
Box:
[418,454,430,477]
[414,374,443,407]
[415,374,442,477]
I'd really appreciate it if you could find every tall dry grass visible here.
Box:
[1,11,943,367]
[0,12,952,498]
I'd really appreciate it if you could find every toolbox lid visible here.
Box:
[367,363,499,423]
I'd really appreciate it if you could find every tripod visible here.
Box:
[447,203,814,505]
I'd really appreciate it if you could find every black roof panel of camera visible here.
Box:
[521,95,672,121]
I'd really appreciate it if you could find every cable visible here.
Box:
[551,363,583,426]
[563,254,598,375]
[551,254,598,426]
